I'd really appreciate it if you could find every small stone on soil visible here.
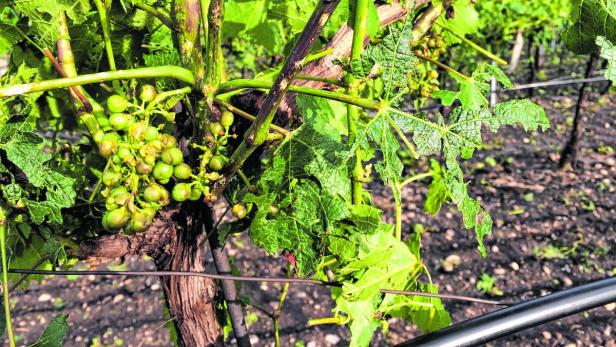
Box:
[494,267,506,275]
[562,277,573,287]
[542,331,552,340]
[37,293,52,302]
[510,262,520,271]
[604,302,616,311]
[325,334,341,344]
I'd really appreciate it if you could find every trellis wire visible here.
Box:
[6,268,511,306]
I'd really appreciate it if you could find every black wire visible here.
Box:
[6,268,511,306]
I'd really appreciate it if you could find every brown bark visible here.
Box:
[79,206,223,347]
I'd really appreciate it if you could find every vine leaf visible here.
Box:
[245,96,354,274]
[381,283,452,333]
[563,0,616,54]
[364,13,419,99]
[366,115,403,203]
[334,227,421,347]
[0,125,76,224]
[437,100,548,255]
[597,36,616,83]
[436,0,480,44]
[31,314,69,347]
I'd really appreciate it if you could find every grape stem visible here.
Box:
[93,0,121,93]
[0,208,16,347]
[347,0,370,205]
[0,66,196,97]
[213,0,342,197]
[435,23,508,65]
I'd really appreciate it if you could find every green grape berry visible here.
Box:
[99,139,117,158]
[136,161,152,175]
[109,113,130,130]
[117,147,132,160]
[189,186,202,201]
[232,203,247,219]
[160,134,178,149]
[143,185,163,202]
[152,162,174,181]
[145,126,159,142]
[102,170,122,186]
[107,95,129,113]
[208,122,224,136]
[208,155,226,171]
[173,163,192,180]
[427,70,439,80]
[103,207,129,230]
[161,147,184,165]
[128,121,147,142]
[139,84,157,102]
[172,183,191,202]
[220,111,234,128]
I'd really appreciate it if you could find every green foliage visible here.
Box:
[363,14,419,99]
[476,274,503,296]
[0,123,76,224]
[563,0,616,54]
[597,36,616,83]
[30,314,69,347]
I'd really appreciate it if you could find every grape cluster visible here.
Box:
[88,84,235,234]
[409,33,446,99]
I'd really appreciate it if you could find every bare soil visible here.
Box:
[9,92,616,346]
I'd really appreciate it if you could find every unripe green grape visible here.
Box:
[173,163,192,180]
[160,134,177,149]
[435,36,444,48]
[114,191,131,205]
[128,121,147,142]
[152,162,174,181]
[267,204,279,217]
[172,183,191,202]
[103,207,129,230]
[109,113,130,130]
[232,203,247,219]
[102,132,120,142]
[148,139,164,151]
[139,84,157,102]
[136,160,152,175]
[109,186,128,197]
[141,207,156,221]
[107,94,129,113]
[144,155,156,166]
[427,38,436,48]
[145,126,159,142]
[117,147,132,160]
[220,111,234,128]
[144,185,163,202]
[189,186,202,201]
[427,70,439,80]
[208,155,226,171]
[208,122,224,136]
[161,147,184,165]
[128,209,153,233]
[102,170,122,186]
[112,154,122,164]
[99,139,117,158]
